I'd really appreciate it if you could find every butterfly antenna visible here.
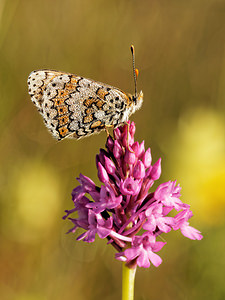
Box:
[130,45,139,98]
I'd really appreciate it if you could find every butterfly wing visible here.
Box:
[28,70,131,140]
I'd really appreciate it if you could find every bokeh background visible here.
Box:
[1,0,225,299]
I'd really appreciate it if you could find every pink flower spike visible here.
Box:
[64,122,203,269]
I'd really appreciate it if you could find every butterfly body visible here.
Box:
[27,70,143,140]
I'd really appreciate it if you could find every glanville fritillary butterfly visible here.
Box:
[27,46,143,140]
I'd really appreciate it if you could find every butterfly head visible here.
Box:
[128,90,143,114]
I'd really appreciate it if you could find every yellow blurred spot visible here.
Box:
[167,108,225,226]
[8,161,62,242]
[16,293,47,300]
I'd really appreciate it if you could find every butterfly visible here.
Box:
[27,46,143,140]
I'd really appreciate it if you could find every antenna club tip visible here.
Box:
[130,45,135,54]
[135,68,139,78]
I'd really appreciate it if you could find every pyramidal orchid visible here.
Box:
[63,121,203,299]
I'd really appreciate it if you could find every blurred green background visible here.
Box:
[0,0,225,299]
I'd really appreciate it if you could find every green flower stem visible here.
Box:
[122,263,137,300]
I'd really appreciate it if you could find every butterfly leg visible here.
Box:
[104,125,114,137]
[125,122,135,153]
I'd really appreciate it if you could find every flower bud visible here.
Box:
[104,156,116,175]
[131,141,139,153]
[122,131,132,147]
[124,148,136,165]
[129,121,136,138]
[114,127,121,140]
[106,135,114,152]
[133,160,145,179]
[138,141,145,158]
[97,162,109,183]
[113,140,123,158]
[142,148,152,168]
[150,158,161,180]
[96,149,106,167]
